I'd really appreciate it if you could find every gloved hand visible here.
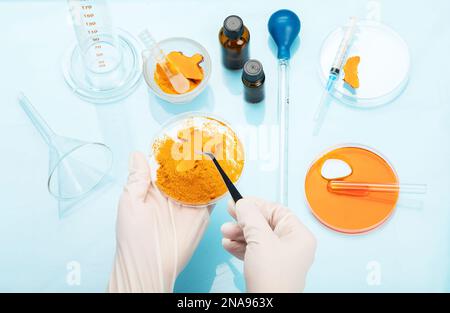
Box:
[108,152,210,293]
[221,197,316,293]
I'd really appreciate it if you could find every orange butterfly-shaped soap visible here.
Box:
[343,56,360,89]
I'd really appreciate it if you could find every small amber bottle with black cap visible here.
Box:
[219,15,250,70]
[242,59,265,103]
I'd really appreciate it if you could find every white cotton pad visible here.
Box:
[321,159,352,180]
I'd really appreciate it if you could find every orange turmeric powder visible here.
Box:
[154,51,204,94]
[343,56,360,89]
[153,117,244,205]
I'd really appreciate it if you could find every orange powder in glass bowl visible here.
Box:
[151,116,244,206]
[154,51,204,94]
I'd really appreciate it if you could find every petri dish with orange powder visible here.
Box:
[319,20,410,108]
[304,145,399,234]
[150,114,244,207]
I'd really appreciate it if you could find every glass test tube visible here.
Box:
[68,0,125,90]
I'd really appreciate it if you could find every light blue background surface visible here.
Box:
[1,0,450,292]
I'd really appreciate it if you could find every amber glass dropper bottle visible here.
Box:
[242,59,265,103]
[219,15,250,70]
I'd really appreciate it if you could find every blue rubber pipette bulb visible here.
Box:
[268,9,301,60]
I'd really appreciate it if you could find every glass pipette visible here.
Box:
[268,10,301,205]
[278,59,289,205]
[139,29,190,94]
[313,17,358,135]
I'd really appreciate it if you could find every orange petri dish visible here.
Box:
[305,146,399,234]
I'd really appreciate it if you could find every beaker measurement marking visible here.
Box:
[69,0,116,70]
[79,1,105,68]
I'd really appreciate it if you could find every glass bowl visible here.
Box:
[142,37,211,104]
[149,113,245,207]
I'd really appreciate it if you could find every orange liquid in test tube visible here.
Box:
[304,146,399,234]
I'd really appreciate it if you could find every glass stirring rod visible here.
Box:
[139,29,190,94]
[268,10,301,205]
[313,17,358,135]
[328,181,427,196]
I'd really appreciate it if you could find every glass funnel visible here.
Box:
[18,93,113,202]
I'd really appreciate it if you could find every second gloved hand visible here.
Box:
[221,197,316,293]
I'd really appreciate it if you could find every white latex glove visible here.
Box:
[221,197,316,293]
[108,152,210,293]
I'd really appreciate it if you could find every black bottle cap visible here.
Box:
[223,15,244,40]
[242,59,265,83]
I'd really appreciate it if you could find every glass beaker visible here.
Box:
[63,0,141,103]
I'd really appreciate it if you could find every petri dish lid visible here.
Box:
[319,20,410,108]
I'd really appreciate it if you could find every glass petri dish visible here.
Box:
[318,20,410,108]
[150,113,244,207]
[142,37,211,104]
[304,145,399,234]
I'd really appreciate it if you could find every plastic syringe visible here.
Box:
[313,17,358,135]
